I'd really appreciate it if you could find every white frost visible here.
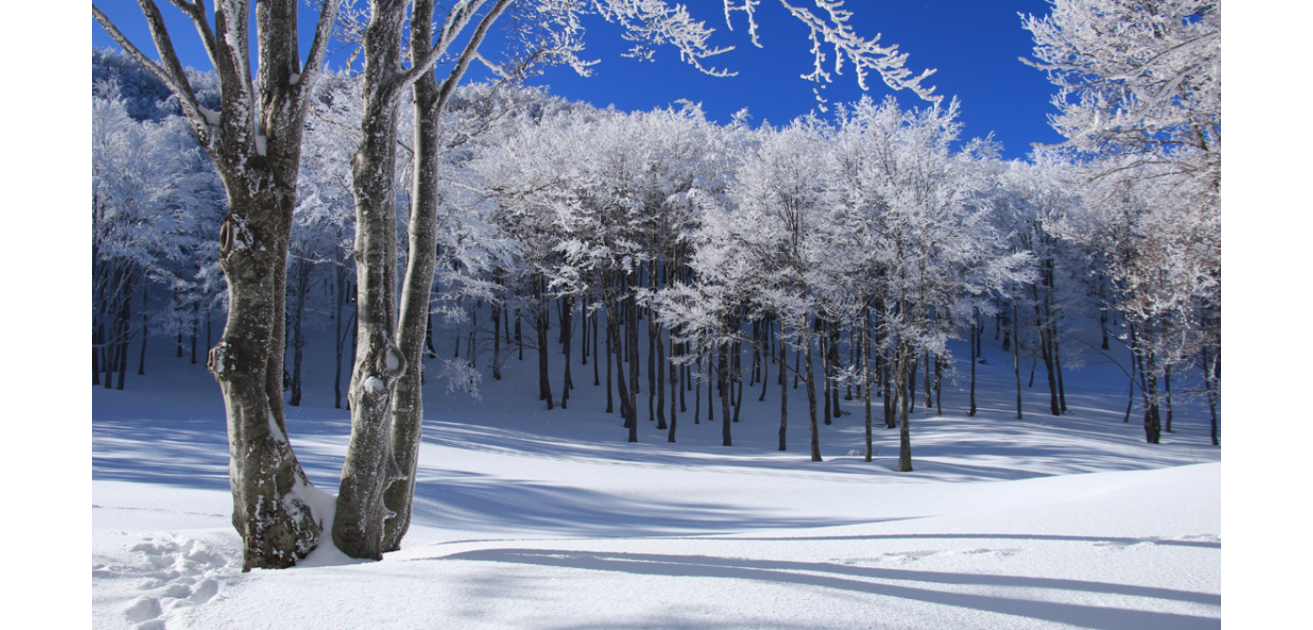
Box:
[289,73,301,86]
[197,106,221,127]
[365,376,387,394]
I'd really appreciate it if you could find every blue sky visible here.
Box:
[92,1,1064,160]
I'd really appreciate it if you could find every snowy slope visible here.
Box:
[92,331,1220,629]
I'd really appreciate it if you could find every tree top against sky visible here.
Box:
[91,1,1069,160]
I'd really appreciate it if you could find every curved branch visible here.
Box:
[92,3,210,147]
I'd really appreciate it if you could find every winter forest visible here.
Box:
[90,1,1224,628]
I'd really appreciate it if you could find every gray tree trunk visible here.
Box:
[94,0,342,571]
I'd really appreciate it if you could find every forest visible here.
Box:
[92,0,1220,575]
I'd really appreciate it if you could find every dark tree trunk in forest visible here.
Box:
[720,341,732,446]
[694,354,701,424]
[969,308,978,416]
[492,295,502,380]
[561,295,573,409]
[896,347,913,472]
[805,329,821,462]
[656,316,666,429]
[1013,302,1022,420]
[862,308,873,462]
[778,333,788,452]
[610,297,635,441]
[667,326,677,443]
[537,283,553,409]
[605,302,614,413]
[821,317,832,426]
[1163,363,1173,432]
[1204,349,1220,445]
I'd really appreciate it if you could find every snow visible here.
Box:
[92,331,1221,629]
[196,106,220,128]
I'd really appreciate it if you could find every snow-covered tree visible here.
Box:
[1024,0,1221,443]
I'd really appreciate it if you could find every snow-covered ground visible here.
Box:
[91,332,1223,629]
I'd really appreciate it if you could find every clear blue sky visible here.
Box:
[92,1,1065,160]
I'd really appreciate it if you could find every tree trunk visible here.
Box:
[334,1,409,561]
[779,331,788,452]
[821,317,832,426]
[656,313,666,429]
[561,295,573,409]
[1163,363,1174,432]
[862,308,872,462]
[382,33,443,552]
[969,307,977,416]
[210,187,321,571]
[605,299,614,413]
[667,325,677,443]
[805,327,821,462]
[537,279,554,409]
[897,373,913,472]
[720,340,732,447]
[1013,302,1022,420]
[610,297,635,441]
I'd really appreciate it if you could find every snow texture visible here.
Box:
[93,330,1220,629]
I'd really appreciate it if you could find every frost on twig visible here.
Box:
[725,0,940,107]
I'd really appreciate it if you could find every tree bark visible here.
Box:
[805,326,821,462]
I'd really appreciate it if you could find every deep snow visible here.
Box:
[91,327,1223,629]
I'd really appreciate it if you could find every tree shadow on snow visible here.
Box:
[438,548,1220,630]
[406,472,871,537]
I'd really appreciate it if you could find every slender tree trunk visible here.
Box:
[822,317,832,426]
[656,315,666,430]
[969,307,977,416]
[897,358,913,472]
[759,316,771,402]
[1204,348,1219,445]
[593,304,601,386]
[1163,363,1174,432]
[1013,302,1022,420]
[605,300,614,413]
[383,29,445,552]
[536,278,553,409]
[694,353,701,425]
[561,295,572,409]
[778,332,788,452]
[862,308,872,462]
[611,297,635,440]
[924,350,933,410]
[137,284,148,376]
[805,328,820,462]
[667,325,677,443]
[334,271,348,409]
[719,340,732,446]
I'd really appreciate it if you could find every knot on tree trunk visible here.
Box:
[207,341,236,377]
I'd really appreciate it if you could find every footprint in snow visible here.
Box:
[119,536,235,628]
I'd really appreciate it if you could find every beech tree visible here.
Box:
[94,0,345,571]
